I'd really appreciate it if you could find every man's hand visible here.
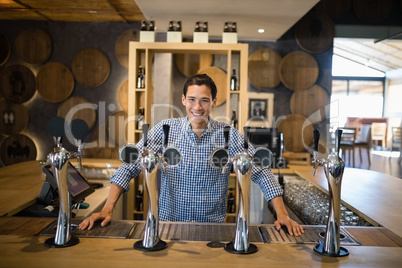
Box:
[78,211,112,230]
[274,215,304,236]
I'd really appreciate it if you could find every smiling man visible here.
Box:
[79,74,303,236]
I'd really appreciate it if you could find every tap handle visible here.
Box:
[243,126,250,151]
[163,124,170,148]
[70,119,89,142]
[47,116,66,145]
[142,124,149,148]
[224,125,230,150]
[335,129,343,156]
[313,128,320,152]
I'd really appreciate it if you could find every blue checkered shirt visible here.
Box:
[111,117,283,223]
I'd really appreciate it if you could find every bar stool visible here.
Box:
[371,122,387,150]
[339,127,357,167]
[389,127,401,162]
[354,124,371,166]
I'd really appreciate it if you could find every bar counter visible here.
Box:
[0,160,401,267]
[0,218,401,268]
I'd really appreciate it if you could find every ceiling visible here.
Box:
[1,0,402,73]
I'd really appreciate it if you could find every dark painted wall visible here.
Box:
[0,19,332,166]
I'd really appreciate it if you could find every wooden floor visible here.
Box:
[342,149,402,179]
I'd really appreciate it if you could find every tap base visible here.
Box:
[44,235,79,248]
[314,240,349,257]
[206,240,225,248]
[224,241,258,254]
[134,239,167,252]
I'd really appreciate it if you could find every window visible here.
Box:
[330,55,385,128]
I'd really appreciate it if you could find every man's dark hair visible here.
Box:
[183,74,217,100]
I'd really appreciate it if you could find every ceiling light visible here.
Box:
[258,29,265,33]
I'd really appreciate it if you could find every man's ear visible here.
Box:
[182,94,186,106]
[212,97,217,108]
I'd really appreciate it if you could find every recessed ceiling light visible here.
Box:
[258,29,265,33]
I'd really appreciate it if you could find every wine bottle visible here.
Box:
[227,188,235,213]
[137,108,145,130]
[231,110,238,129]
[137,66,145,88]
[230,69,238,91]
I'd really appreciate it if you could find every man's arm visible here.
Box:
[271,195,304,236]
[78,183,124,230]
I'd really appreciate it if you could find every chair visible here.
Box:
[339,127,357,167]
[389,127,401,161]
[371,122,387,149]
[354,124,372,166]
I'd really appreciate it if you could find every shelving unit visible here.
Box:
[126,42,249,221]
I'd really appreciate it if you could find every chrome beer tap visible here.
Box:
[210,126,272,254]
[118,124,181,252]
[44,117,79,248]
[70,119,89,171]
[311,128,349,257]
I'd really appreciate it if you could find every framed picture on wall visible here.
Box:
[246,92,274,128]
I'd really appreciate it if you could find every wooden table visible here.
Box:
[0,161,44,217]
[0,159,121,217]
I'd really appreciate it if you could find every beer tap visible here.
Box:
[210,126,231,173]
[70,119,89,171]
[311,128,349,257]
[221,127,272,254]
[118,124,181,251]
[312,128,324,176]
[44,117,79,248]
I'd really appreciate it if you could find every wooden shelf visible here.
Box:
[127,41,249,221]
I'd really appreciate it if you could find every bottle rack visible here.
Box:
[127,42,249,221]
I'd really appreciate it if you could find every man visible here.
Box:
[79,74,303,236]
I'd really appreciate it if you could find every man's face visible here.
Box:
[182,84,216,128]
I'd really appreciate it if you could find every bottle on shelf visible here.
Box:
[231,110,238,129]
[168,21,174,31]
[194,21,200,32]
[137,66,145,89]
[137,108,145,130]
[136,185,143,211]
[230,69,238,91]
[227,188,235,213]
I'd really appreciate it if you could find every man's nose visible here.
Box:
[194,101,202,109]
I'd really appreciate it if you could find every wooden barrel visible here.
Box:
[84,139,118,159]
[0,134,37,166]
[115,29,140,68]
[0,99,29,135]
[57,96,97,130]
[316,0,352,20]
[279,51,319,91]
[118,80,129,113]
[295,11,335,53]
[14,27,52,65]
[37,62,74,103]
[72,48,110,88]
[248,49,282,89]
[277,114,314,152]
[353,0,393,24]
[290,84,329,124]
[105,110,128,149]
[197,66,227,106]
[0,33,10,66]
[0,65,36,104]
[175,53,214,78]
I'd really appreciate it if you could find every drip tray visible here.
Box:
[38,220,135,239]
[259,225,361,246]
[130,222,265,243]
